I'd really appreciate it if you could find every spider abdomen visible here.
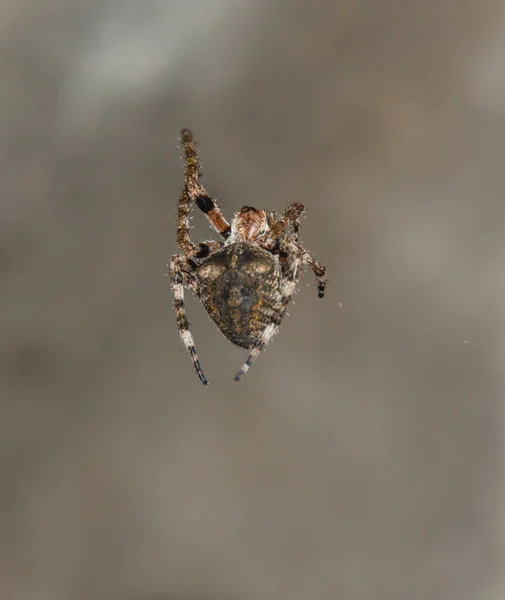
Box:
[196,242,283,349]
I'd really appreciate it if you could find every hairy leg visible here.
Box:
[280,202,305,234]
[178,129,230,253]
[263,203,305,251]
[298,244,327,298]
[169,254,208,385]
[274,205,326,296]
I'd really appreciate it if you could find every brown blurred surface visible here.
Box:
[1,1,504,599]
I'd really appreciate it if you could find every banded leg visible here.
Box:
[169,254,208,385]
[193,239,224,259]
[234,248,303,382]
[280,202,305,234]
[299,246,327,298]
[276,205,326,297]
[178,129,231,252]
[264,203,305,250]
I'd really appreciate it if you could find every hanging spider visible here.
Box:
[169,128,327,384]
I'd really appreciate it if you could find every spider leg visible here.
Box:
[234,244,302,382]
[193,239,224,259]
[178,129,231,249]
[265,203,327,297]
[169,254,208,385]
[234,322,278,382]
[298,245,327,298]
[263,203,305,250]
[280,202,305,234]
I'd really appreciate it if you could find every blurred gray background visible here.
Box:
[1,1,504,599]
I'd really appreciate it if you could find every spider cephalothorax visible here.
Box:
[169,129,327,384]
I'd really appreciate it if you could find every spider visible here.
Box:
[169,128,327,384]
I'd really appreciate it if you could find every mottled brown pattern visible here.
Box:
[169,129,326,383]
[3,3,505,598]
[197,243,283,348]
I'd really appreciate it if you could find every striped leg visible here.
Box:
[193,239,224,259]
[276,204,326,297]
[169,254,208,385]
[263,203,305,251]
[234,322,279,382]
[178,129,231,250]
[298,245,327,298]
[234,248,302,382]
[280,202,305,234]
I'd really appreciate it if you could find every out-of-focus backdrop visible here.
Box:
[1,1,504,599]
